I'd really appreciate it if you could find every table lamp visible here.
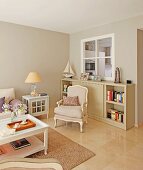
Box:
[25,72,41,96]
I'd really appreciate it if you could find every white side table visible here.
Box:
[22,95,49,119]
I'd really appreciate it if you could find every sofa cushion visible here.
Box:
[63,96,80,106]
[0,88,15,103]
[0,97,5,113]
[54,106,82,118]
[9,99,22,111]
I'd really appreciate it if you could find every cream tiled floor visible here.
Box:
[44,118,143,170]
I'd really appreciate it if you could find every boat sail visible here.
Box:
[63,61,75,78]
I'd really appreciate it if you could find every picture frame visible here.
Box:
[80,73,89,81]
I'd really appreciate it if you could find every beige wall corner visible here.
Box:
[0,21,69,117]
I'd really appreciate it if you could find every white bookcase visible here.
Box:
[22,95,49,118]
[104,83,135,130]
[61,78,135,130]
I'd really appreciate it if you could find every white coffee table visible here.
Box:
[0,114,49,159]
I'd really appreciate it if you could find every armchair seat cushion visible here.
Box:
[54,105,82,118]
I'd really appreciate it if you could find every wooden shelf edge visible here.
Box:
[106,117,124,124]
[105,118,126,129]
[106,100,125,106]
[62,91,67,94]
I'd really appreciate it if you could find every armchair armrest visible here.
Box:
[56,99,63,107]
[81,102,88,116]
[81,102,87,109]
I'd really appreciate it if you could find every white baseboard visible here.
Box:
[134,122,143,128]
[134,123,139,128]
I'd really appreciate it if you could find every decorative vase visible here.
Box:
[11,112,17,122]
[17,110,25,121]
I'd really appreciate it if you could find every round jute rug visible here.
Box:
[28,128,95,170]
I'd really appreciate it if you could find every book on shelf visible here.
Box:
[107,109,124,123]
[107,90,124,103]
[10,138,31,150]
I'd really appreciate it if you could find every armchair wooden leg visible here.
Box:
[54,118,57,128]
[80,122,83,133]
[85,117,88,124]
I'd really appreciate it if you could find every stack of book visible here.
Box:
[10,138,31,150]
[107,109,124,123]
[107,90,125,103]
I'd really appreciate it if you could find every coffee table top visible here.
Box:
[0,114,49,145]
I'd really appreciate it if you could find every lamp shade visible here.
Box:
[25,72,41,83]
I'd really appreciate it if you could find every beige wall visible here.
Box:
[70,15,143,125]
[0,21,69,116]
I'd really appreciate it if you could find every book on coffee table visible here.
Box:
[10,138,31,150]
[0,147,5,155]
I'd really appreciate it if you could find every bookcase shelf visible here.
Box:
[106,100,125,106]
[106,117,124,124]
[62,91,68,94]
[104,83,135,130]
[105,117,125,129]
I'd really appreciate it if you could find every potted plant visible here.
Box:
[15,103,27,115]
[2,103,12,114]
[10,103,27,122]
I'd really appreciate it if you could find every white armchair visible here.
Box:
[54,85,88,132]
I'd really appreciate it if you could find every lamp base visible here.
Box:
[30,84,39,96]
[30,90,39,97]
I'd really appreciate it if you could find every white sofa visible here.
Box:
[0,88,18,119]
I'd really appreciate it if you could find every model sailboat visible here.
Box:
[63,61,75,78]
